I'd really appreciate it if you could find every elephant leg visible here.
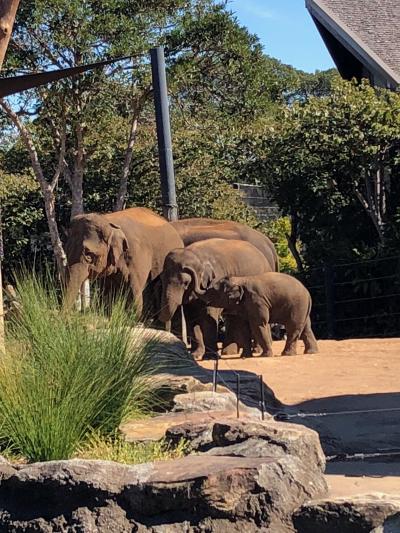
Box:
[240,319,253,358]
[201,306,220,358]
[129,272,147,319]
[252,342,263,355]
[250,308,274,357]
[191,325,206,360]
[183,301,219,360]
[281,322,301,356]
[300,318,319,354]
[221,315,244,356]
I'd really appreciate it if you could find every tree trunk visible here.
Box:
[355,164,386,247]
[0,99,67,279]
[0,0,21,68]
[114,89,150,212]
[114,111,139,212]
[0,0,21,352]
[286,214,304,272]
[42,186,67,278]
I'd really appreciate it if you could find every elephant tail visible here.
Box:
[301,291,312,335]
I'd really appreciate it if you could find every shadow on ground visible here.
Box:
[285,392,400,467]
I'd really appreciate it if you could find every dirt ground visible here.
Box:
[201,338,400,497]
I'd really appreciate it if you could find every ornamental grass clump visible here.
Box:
[0,273,166,463]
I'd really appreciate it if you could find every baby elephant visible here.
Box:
[208,273,319,357]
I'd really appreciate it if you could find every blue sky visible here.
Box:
[228,0,335,73]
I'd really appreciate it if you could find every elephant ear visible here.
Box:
[107,223,129,267]
[200,262,215,291]
[182,266,202,294]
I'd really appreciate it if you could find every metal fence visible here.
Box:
[232,183,280,221]
[298,255,400,339]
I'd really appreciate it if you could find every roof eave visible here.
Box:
[306,0,400,87]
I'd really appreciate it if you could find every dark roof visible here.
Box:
[306,0,400,88]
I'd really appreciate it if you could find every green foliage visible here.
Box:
[0,0,338,277]
[261,217,297,272]
[0,170,44,278]
[260,79,400,266]
[76,432,189,464]
[0,272,174,462]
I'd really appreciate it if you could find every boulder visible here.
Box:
[293,493,400,533]
[0,452,327,532]
[166,418,326,471]
[121,410,258,443]
[172,390,264,418]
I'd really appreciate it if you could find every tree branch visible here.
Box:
[114,85,151,212]
[0,97,67,275]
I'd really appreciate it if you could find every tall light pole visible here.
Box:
[150,46,178,222]
[0,0,21,352]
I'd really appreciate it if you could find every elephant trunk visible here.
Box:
[159,284,184,323]
[63,262,90,311]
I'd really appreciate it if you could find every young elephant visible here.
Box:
[207,273,318,357]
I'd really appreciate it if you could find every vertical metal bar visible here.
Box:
[150,46,178,222]
[180,305,188,347]
[213,357,219,392]
[236,374,240,419]
[259,375,265,421]
[324,264,335,339]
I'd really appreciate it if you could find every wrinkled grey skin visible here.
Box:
[171,218,279,357]
[207,273,319,357]
[64,207,183,317]
[160,239,272,357]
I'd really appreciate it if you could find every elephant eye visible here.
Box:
[83,247,96,263]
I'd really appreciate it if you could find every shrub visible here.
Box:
[76,431,189,464]
[0,273,188,462]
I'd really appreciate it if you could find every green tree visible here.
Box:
[259,79,400,267]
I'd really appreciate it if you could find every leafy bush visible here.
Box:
[0,273,187,463]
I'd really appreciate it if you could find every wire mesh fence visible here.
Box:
[297,255,400,339]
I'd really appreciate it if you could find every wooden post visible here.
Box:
[0,0,21,353]
[0,0,21,68]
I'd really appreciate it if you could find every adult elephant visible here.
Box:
[170,218,279,356]
[159,238,272,357]
[64,207,183,316]
[171,218,279,272]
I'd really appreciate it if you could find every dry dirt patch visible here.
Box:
[201,338,400,404]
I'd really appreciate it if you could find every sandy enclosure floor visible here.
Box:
[201,338,400,405]
[201,338,400,497]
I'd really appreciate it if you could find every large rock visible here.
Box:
[120,389,265,443]
[172,390,264,417]
[166,418,326,470]
[0,452,327,532]
[121,410,260,443]
[293,494,400,533]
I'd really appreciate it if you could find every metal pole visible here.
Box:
[150,46,178,222]
[236,374,240,419]
[259,374,265,421]
[213,357,219,392]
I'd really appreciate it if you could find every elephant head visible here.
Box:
[205,277,244,308]
[159,249,215,323]
[63,214,128,309]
